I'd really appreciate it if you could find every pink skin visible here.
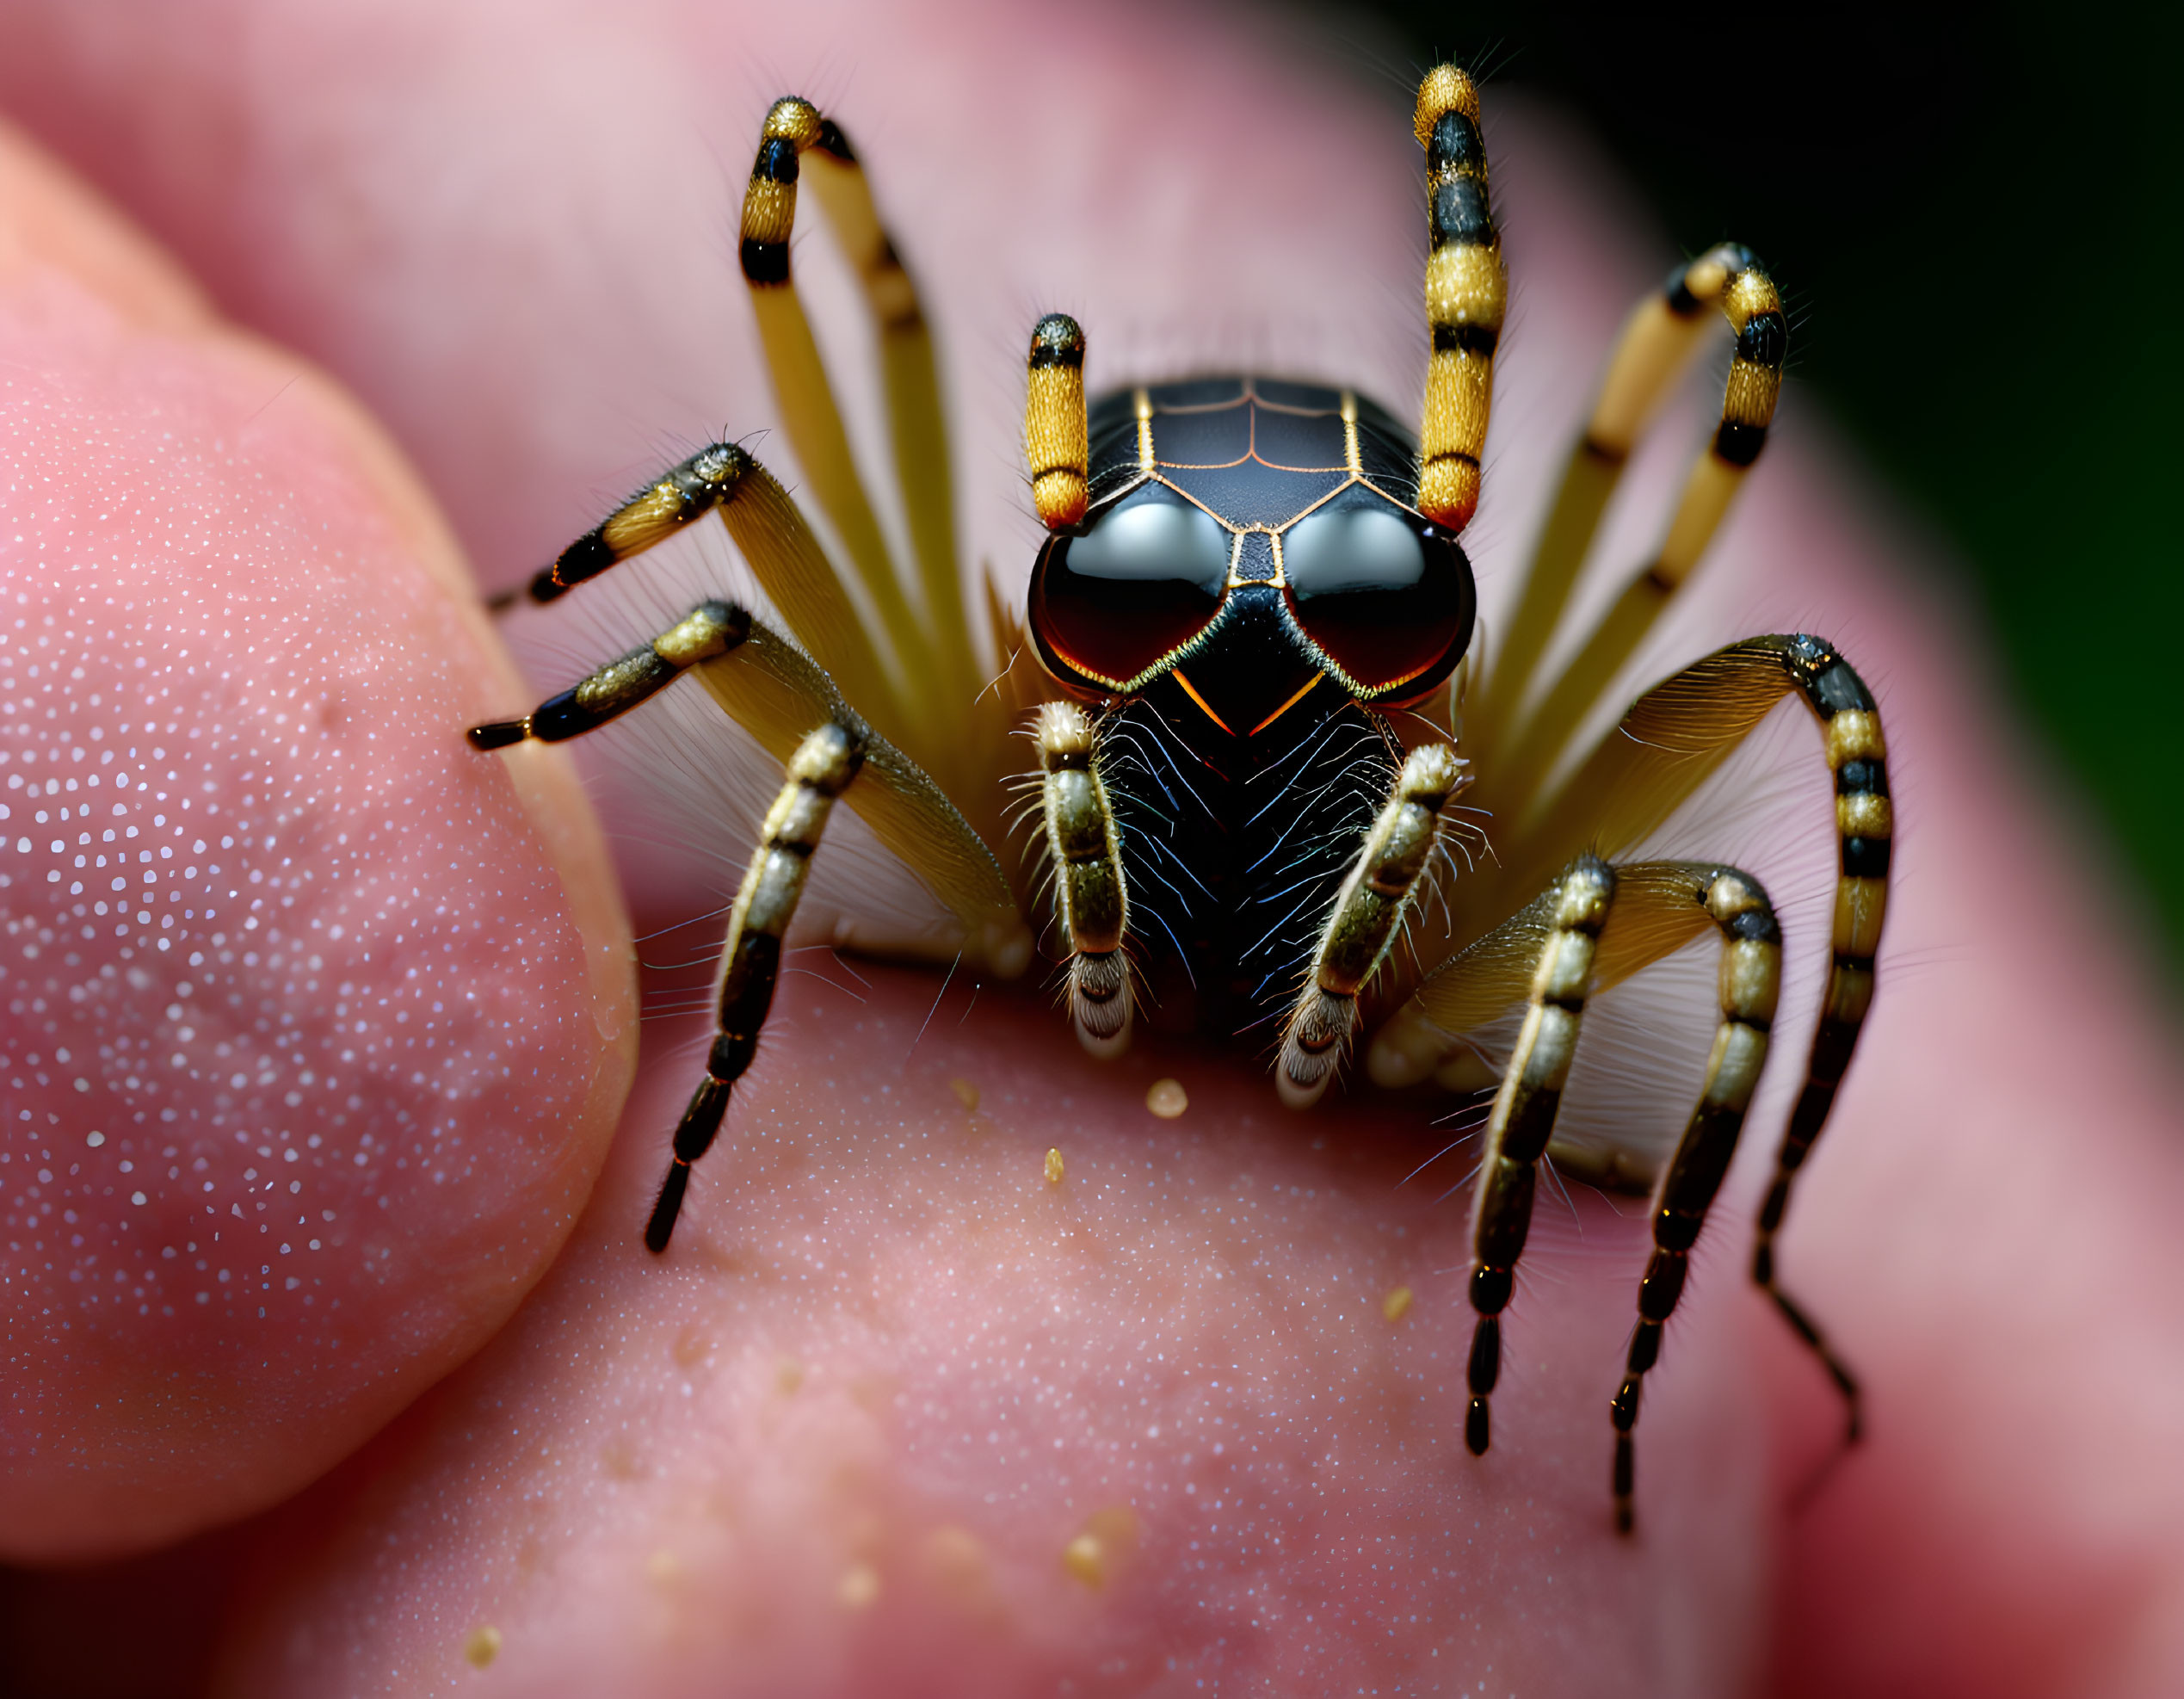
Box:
[2,1,2182,1694]
[0,124,634,1558]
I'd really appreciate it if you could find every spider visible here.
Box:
[466,65,1887,1537]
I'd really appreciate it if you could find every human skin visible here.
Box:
[0,101,636,1558]
[2,1,2182,1696]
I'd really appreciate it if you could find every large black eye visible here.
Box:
[1029,486,1231,688]
[1280,497,1474,697]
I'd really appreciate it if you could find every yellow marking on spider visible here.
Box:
[1167,668,1235,734]
[1045,1146,1065,1185]
[1145,1078,1188,1119]
[950,1077,980,1111]
[1248,670,1325,736]
[1383,1285,1415,1323]
[463,1626,502,1670]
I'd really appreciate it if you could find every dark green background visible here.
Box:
[1318,2,2184,954]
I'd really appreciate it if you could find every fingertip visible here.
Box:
[0,121,633,1559]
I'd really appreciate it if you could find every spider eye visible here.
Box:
[1029,487,1231,688]
[1280,499,1474,697]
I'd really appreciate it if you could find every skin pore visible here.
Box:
[2,2,2182,1694]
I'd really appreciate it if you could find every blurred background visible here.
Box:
[1305,0,2184,956]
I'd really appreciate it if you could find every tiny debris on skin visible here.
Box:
[1,1,2182,1697]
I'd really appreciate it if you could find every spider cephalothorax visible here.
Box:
[1026,377,1475,1043]
[468,68,1886,1535]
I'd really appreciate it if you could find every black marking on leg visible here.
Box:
[1432,321,1500,357]
[1736,310,1788,370]
[1466,1313,1501,1394]
[466,599,750,753]
[1028,314,1086,368]
[1712,419,1768,467]
[740,238,790,286]
[646,1075,732,1255]
[548,528,619,595]
[1430,174,1495,248]
[1426,108,1484,176]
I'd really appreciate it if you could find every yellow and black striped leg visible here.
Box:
[1024,313,1089,530]
[1751,669,1890,1445]
[466,600,751,750]
[483,440,904,738]
[497,443,755,609]
[1491,256,1786,797]
[1464,856,1616,1456]
[1278,744,1468,1108]
[647,721,867,1253]
[1034,701,1131,1058]
[1502,634,1889,1444]
[1475,244,1784,765]
[1607,865,1782,1535]
[1413,65,1504,534]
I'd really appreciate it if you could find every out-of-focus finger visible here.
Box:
[0,118,635,1559]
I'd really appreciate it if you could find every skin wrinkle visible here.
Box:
[0,2,2178,1696]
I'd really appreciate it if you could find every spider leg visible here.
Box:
[1275,743,1471,1108]
[490,440,906,741]
[1033,700,1132,1058]
[470,604,1027,976]
[771,106,973,697]
[1424,634,1886,1453]
[1474,247,1786,775]
[738,99,930,686]
[1412,65,1504,535]
[1599,863,1782,1536]
[1024,313,1089,528]
[470,602,1029,1247]
[1382,856,1786,1532]
[644,719,867,1253]
[1459,856,1618,1457]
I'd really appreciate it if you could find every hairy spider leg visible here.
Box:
[470,595,1027,1245]
[1601,863,1782,1536]
[1378,635,1890,1467]
[1024,313,1090,530]
[1405,855,1784,1533]
[737,96,1050,833]
[1276,744,1471,1108]
[1474,246,1786,772]
[645,720,866,1253]
[1414,65,1504,534]
[1459,857,1618,1458]
[1034,701,1132,1057]
[739,99,930,700]
[466,600,751,751]
[485,440,905,742]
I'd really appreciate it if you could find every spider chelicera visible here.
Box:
[467,65,1888,1535]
